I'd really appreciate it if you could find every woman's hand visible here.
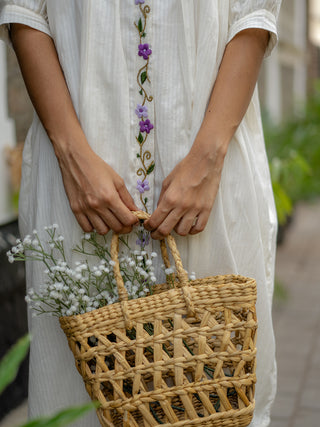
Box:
[144,143,226,239]
[145,28,269,239]
[58,141,138,235]
[10,24,138,235]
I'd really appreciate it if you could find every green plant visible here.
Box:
[0,335,30,394]
[0,335,97,426]
[263,82,320,224]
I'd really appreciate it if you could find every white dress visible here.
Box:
[0,1,281,426]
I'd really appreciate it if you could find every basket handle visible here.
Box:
[110,210,196,329]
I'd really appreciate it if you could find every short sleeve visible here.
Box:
[0,0,51,46]
[228,0,282,57]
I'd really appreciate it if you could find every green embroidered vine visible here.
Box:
[134,1,154,212]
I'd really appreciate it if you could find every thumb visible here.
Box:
[118,184,139,212]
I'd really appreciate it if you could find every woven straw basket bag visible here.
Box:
[59,211,258,426]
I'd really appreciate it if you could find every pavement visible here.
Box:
[270,201,320,427]
[1,201,320,427]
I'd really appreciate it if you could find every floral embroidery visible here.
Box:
[136,229,150,249]
[135,104,148,118]
[136,179,150,194]
[139,119,153,134]
[138,43,152,60]
[134,0,154,213]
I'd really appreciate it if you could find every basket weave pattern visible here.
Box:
[59,214,257,426]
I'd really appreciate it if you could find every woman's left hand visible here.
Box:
[144,144,225,239]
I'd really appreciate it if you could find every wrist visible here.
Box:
[49,123,92,164]
[190,130,229,165]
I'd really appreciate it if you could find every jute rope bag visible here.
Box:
[59,211,257,426]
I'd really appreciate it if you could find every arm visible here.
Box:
[10,24,138,234]
[145,29,269,239]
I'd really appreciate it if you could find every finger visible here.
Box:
[156,183,167,207]
[150,209,182,240]
[117,181,140,212]
[189,211,208,235]
[87,214,110,235]
[144,202,173,231]
[174,212,200,236]
[75,213,94,233]
[109,199,139,228]
[99,206,136,234]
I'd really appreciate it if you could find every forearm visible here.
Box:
[10,24,89,160]
[10,24,137,234]
[191,28,269,160]
[145,28,269,238]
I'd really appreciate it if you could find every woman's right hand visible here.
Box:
[10,24,138,235]
[57,142,139,235]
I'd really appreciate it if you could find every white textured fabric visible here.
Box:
[0,1,281,426]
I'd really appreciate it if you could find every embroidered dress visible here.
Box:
[0,1,281,426]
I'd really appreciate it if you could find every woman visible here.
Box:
[0,1,281,426]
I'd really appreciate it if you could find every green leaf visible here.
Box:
[137,133,143,144]
[0,335,30,395]
[272,180,293,225]
[138,18,143,33]
[140,72,147,85]
[139,89,143,95]
[20,402,99,427]
[144,197,148,204]
[136,153,140,158]
[146,163,155,175]
[141,32,146,38]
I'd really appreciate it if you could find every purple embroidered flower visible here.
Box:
[136,232,150,249]
[135,0,145,4]
[138,43,152,60]
[136,179,150,194]
[139,119,153,134]
[135,104,148,118]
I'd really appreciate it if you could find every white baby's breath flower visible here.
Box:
[151,252,157,258]
[165,268,174,275]
[23,235,31,244]
[146,259,152,266]
[54,283,64,291]
[52,224,58,229]
[189,272,196,281]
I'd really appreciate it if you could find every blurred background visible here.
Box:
[0,0,320,426]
